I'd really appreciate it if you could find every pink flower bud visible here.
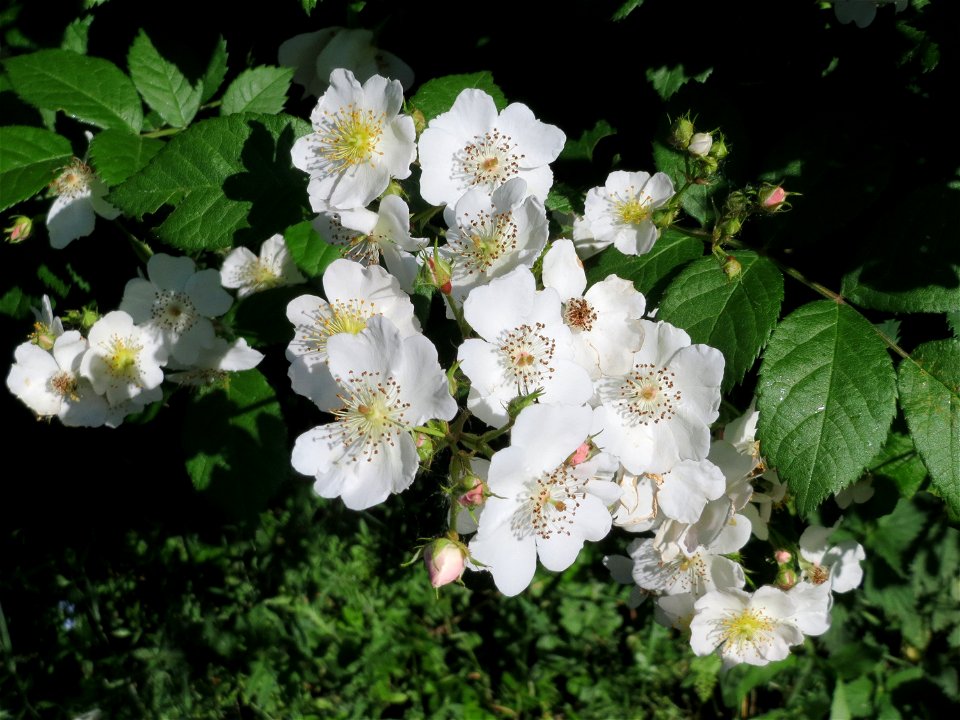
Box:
[424,539,466,588]
[775,549,793,565]
[568,442,591,466]
[458,477,484,507]
[760,186,788,212]
[5,215,33,244]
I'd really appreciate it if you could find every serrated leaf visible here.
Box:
[652,140,724,225]
[301,0,318,13]
[4,49,143,132]
[409,72,507,122]
[757,301,898,514]
[841,186,960,313]
[867,431,927,497]
[200,36,228,104]
[220,66,293,116]
[585,227,703,307]
[560,120,615,162]
[61,16,93,54]
[107,113,311,251]
[284,220,341,278]
[88,128,163,186]
[658,251,783,392]
[545,188,575,215]
[182,369,287,519]
[127,30,202,128]
[0,286,38,320]
[646,64,712,101]
[948,311,960,338]
[0,125,72,211]
[898,339,960,516]
[871,498,926,574]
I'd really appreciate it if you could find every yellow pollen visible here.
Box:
[617,196,650,225]
[721,608,773,646]
[481,157,499,171]
[318,106,385,171]
[516,351,535,367]
[106,337,141,378]
[52,158,94,198]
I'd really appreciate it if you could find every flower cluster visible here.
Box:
[5,237,308,425]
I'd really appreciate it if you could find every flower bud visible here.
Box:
[411,108,427,137]
[420,249,453,295]
[457,476,485,507]
[698,156,719,177]
[775,550,793,565]
[669,117,695,149]
[722,255,742,280]
[687,132,713,157]
[759,184,789,213]
[415,432,435,464]
[423,538,467,588]
[5,215,33,244]
[775,567,798,590]
[506,389,543,419]
[709,137,728,161]
[651,206,677,229]
[721,217,742,238]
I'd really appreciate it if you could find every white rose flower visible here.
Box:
[583,170,675,256]
[79,311,165,407]
[220,234,305,298]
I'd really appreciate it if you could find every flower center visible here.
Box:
[236,260,280,292]
[450,209,519,275]
[51,159,94,199]
[294,299,376,356]
[315,105,386,173]
[715,608,775,656]
[563,298,597,332]
[498,322,556,394]
[514,464,584,541]
[331,370,411,461]
[616,362,681,426]
[456,130,523,190]
[151,290,197,335]
[49,370,78,399]
[616,195,651,225]
[104,335,142,382]
[809,564,830,585]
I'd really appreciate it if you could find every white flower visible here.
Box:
[31,295,64,347]
[7,332,108,427]
[46,158,120,249]
[468,404,620,596]
[79,311,165,406]
[798,523,866,593]
[292,69,415,212]
[338,194,425,292]
[542,239,646,378]
[583,170,675,256]
[439,178,548,306]
[690,586,804,667]
[687,132,713,157]
[418,89,565,207]
[166,338,264,385]
[594,320,724,474]
[457,266,593,429]
[834,477,875,509]
[279,28,414,98]
[220,234,304,298]
[285,258,419,408]
[291,316,456,510]
[787,581,833,637]
[120,254,233,365]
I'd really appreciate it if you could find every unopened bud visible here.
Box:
[507,389,543,419]
[721,217,742,238]
[382,180,404,198]
[722,255,742,280]
[688,132,713,157]
[457,476,485,507]
[651,206,677,229]
[698,156,719,177]
[759,185,789,213]
[670,117,695,149]
[415,433,435,464]
[775,550,793,565]
[5,215,33,244]
[568,442,592,466]
[709,137,728,161]
[775,568,798,590]
[424,538,467,588]
[411,108,427,137]
[420,250,453,295]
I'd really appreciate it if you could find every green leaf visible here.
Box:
[127,30,202,128]
[182,369,288,519]
[948,311,960,339]
[870,498,926,576]
[61,16,93,54]
[200,36,229,104]
[220,66,293,116]
[658,251,784,392]
[301,0,319,13]
[3,49,143,132]
[757,301,898,514]
[409,72,507,122]
[652,140,724,225]
[0,286,38,320]
[585,227,703,307]
[840,186,960,313]
[545,187,575,215]
[88,129,163,186]
[867,431,927,498]
[560,120,616,162]
[107,113,311,251]
[831,679,852,720]
[284,220,341,278]
[646,64,713,101]
[612,0,644,21]
[0,125,72,211]
[898,339,960,516]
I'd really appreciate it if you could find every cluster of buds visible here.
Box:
[669,114,727,179]
[711,183,793,250]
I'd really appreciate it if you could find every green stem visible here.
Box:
[443,292,472,340]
